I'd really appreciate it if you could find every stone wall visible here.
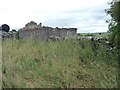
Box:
[18,21,77,40]
[0,30,17,39]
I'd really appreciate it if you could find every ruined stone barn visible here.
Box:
[18,21,77,40]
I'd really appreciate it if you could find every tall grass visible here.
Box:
[2,38,118,88]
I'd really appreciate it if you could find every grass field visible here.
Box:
[2,38,118,88]
[78,32,109,37]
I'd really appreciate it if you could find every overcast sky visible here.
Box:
[0,0,111,33]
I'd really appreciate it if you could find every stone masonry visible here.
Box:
[18,21,77,40]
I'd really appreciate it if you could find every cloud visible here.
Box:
[0,0,110,33]
[39,4,109,33]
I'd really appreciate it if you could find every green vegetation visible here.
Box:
[105,1,120,49]
[2,38,118,88]
[106,1,120,87]
[78,32,109,37]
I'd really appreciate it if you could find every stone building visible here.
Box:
[18,21,77,40]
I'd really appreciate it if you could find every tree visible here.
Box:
[12,29,17,32]
[105,1,120,49]
[105,1,120,87]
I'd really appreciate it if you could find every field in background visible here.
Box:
[78,32,109,37]
[2,38,118,88]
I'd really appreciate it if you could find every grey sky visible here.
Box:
[0,0,111,33]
